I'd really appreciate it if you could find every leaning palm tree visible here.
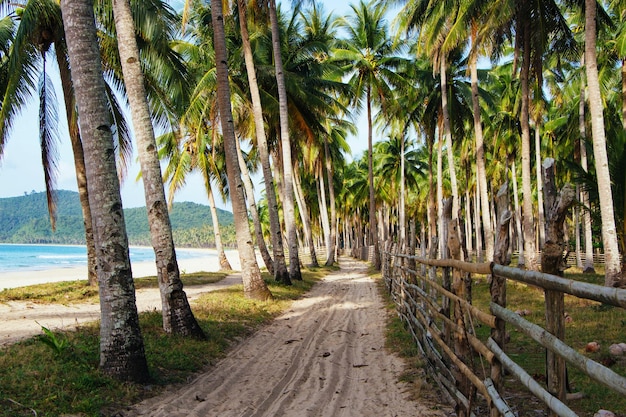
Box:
[61,0,149,382]
[210,0,272,300]
[111,0,204,338]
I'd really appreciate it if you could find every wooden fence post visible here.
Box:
[491,182,512,417]
[541,158,576,415]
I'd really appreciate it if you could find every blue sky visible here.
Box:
[0,0,370,209]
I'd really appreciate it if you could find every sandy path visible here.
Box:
[119,257,449,417]
[0,274,243,346]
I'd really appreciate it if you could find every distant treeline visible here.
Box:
[0,190,235,247]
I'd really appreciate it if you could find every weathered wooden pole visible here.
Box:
[490,182,512,417]
[541,158,576,416]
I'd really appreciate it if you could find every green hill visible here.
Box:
[0,191,234,247]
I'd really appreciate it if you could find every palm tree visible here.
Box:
[585,0,624,287]
[237,0,289,283]
[61,0,149,382]
[210,0,272,299]
[267,0,300,281]
[111,0,204,337]
[337,0,406,268]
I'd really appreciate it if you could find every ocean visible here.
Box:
[0,243,207,274]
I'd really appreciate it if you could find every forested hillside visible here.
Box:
[0,191,235,247]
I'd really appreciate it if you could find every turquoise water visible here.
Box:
[0,243,205,273]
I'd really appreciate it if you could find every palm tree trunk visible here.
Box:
[293,164,318,267]
[366,86,380,268]
[520,21,537,270]
[437,127,444,258]
[399,134,406,249]
[512,160,525,267]
[268,0,301,281]
[324,136,337,265]
[210,0,272,299]
[474,182,483,262]
[237,0,288,281]
[234,135,274,274]
[61,0,148,381]
[579,72,595,273]
[469,46,493,261]
[317,164,332,263]
[54,47,97,286]
[112,0,204,338]
[585,0,624,286]
[205,184,232,271]
[535,119,545,249]
[441,55,460,223]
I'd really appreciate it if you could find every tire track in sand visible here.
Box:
[120,257,449,417]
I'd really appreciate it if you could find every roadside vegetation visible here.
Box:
[0,268,327,417]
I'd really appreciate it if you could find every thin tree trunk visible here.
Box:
[535,120,545,249]
[324,136,337,265]
[512,160,525,268]
[234,135,274,274]
[579,70,596,273]
[470,26,493,262]
[465,184,473,256]
[441,55,460,223]
[268,0,301,281]
[585,0,624,287]
[399,135,406,249]
[210,0,272,299]
[61,0,149,381]
[237,0,288,282]
[474,181,483,262]
[317,163,332,260]
[54,47,97,286]
[293,165,318,267]
[112,0,204,338]
[206,183,232,271]
[366,86,380,268]
[437,127,444,258]
[520,21,537,270]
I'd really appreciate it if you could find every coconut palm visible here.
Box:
[210,0,272,299]
[585,0,623,286]
[336,0,407,268]
[111,0,205,338]
[61,0,149,382]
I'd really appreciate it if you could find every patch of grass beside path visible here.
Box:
[0,268,329,417]
[0,271,229,304]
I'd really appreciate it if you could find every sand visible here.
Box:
[0,248,245,346]
[1,255,451,416]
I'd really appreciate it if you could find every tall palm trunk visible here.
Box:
[585,0,624,286]
[112,0,204,337]
[293,164,318,267]
[441,55,460,224]
[469,44,493,261]
[61,0,148,381]
[210,0,272,299]
[324,136,337,265]
[579,72,595,273]
[512,160,525,267]
[237,0,288,281]
[520,21,537,270]
[437,127,444,258]
[399,134,406,249]
[317,163,332,258]
[205,183,232,270]
[366,86,379,267]
[535,119,545,249]
[54,47,97,286]
[269,0,300,280]
[234,134,273,274]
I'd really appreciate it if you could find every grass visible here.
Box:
[0,268,328,417]
[0,271,229,304]
[468,268,626,416]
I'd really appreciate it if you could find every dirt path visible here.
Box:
[119,257,450,417]
[0,274,243,346]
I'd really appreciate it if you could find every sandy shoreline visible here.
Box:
[0,248,244,290]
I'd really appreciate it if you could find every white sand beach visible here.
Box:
[0,248,245,290]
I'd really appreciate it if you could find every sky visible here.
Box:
[0,1,371,210]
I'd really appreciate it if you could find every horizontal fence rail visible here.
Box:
[381,248,626,417]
